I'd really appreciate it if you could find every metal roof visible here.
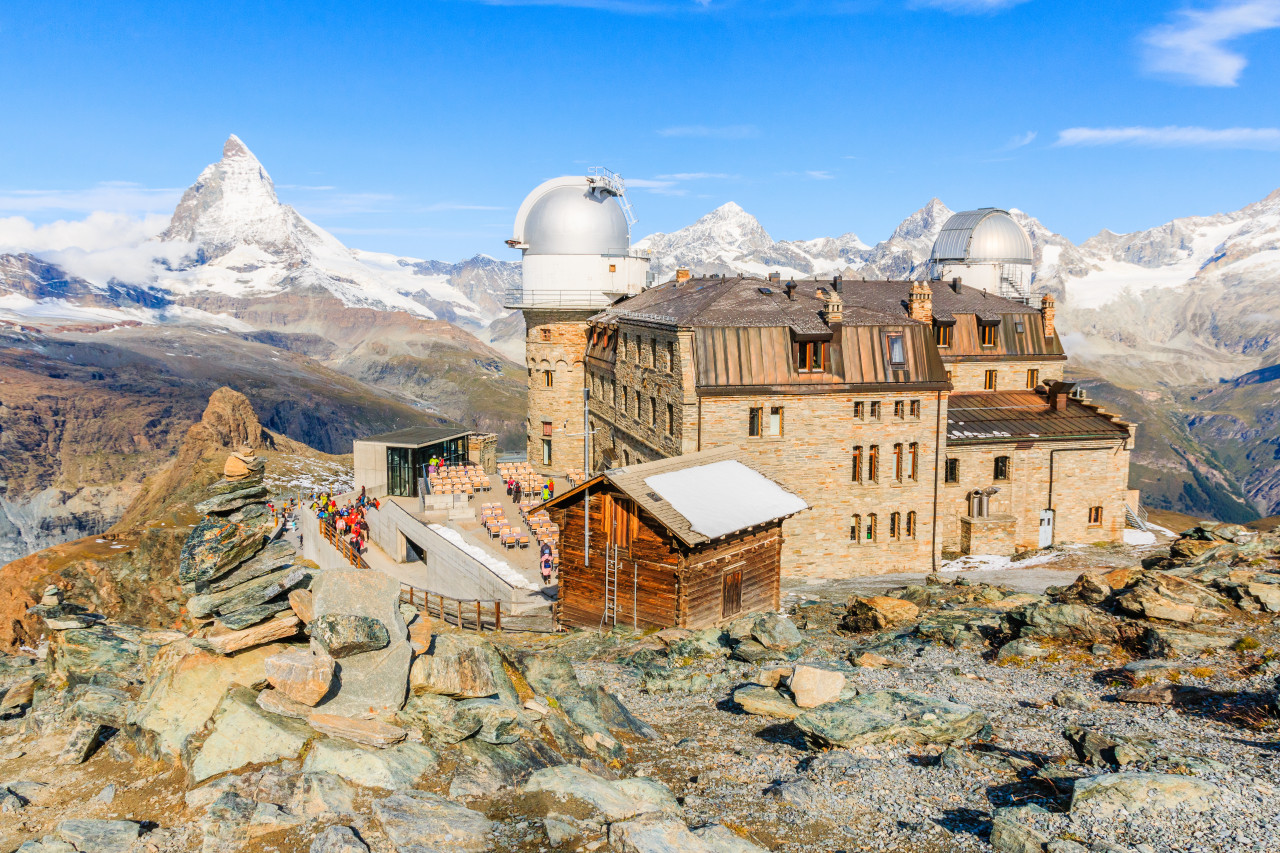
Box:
[946,391,1131,443]
[930,209,1033,264]
[355,426,472,448]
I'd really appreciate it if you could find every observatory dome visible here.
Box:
[929,209,1033,264]
[519,182,630,256]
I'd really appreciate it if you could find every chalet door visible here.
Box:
[722,569,743,618]
[1039,509,1054,549]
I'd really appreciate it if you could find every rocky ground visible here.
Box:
[2,485,1279,853]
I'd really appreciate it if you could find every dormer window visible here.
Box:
[795,339,830,373]
[979,322,999,347]
[935,322,953,348]
[886,332,906,367]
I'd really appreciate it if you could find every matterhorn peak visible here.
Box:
[222,133,254,161]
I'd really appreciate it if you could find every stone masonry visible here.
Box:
[523,308,593,475]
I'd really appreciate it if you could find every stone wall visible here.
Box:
[587,323,690,468]
[522,309,593,475]
[959,514,1017,555]
[945,360,1065,394]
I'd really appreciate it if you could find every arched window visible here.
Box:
[889,512,902,540]
[851,446,863,483]
[994,455,1010,481]
[906,511,917,539]
[850,514,862,542]
[866,513,878,542]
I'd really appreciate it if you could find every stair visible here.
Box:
[1125,503,1150,531]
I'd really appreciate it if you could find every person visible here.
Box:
[513,480,522,504]
[540,551,553,584]
[547,480,555,499]
[541,484,550,502]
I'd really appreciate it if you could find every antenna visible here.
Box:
[588,166,637,235]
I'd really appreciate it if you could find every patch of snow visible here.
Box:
[1124,529,1157,546]
[428,524,540,592]
[940,551,1064,573]
[643,460,808,540]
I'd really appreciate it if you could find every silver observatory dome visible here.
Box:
[511,177,631,256]
[930,208,1033,265]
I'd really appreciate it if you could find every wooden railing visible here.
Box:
[400,584,504,632]
[320,519,369,569]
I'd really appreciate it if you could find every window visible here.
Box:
[541,421,552,437]
[984,370,998,391]
[1089,506,1103,526]
[722,569,742,617]
[909,442,919,481]
[890,512,902,540]
[605,496,636,549]
[910,400,921,418]
[667,341,676,369]
[851,446,863,483]
[796,340,828,373]
[994,455,1010,481]
[621,333,628,359]
[850,514,862,542]
[944,458,960,484]
[622,387,630,414]
[868,445,880,482]
[540,328,551,342]
[886,333,906,367]
[611,380,618,406]
[748,407,763,437]
[1027,368,1040,389]
[649,396,657,428]
[768,406,784,437]
[980,324,998,347]
[545,370,554,388]
[870,401,882,420]
[946,370,953,384]
[1015,321,1025,334]
[650,337,658,366]
[906,511,917,539]
[541,439,552,466]
[894,401,905,419]
[866,513,878,542]
[666,403,674,436]
[935,323,953,348]
[893,443,904,481]
[854,401,865,419]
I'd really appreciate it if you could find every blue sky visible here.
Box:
[2,0,1279,261]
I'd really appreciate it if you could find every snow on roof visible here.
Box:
[643,459,809,542]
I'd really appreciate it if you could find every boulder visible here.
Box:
[291,772,355,819]
[311,615,390,659]
[195,540,296,595]
[447,737,565,798]
[310,571,410,718]
[49,624,142,682]
[732,684,802,719]
[179,516,270,586]
[794,691,987,749]
[207,614,302,655]
[302,739,438,790]
[989,806,1050,853]
[1006,602,1118,644]
[1063,725,1154,767]
[55,819,141,853]
[1070,771,1221,816]
[193,566,311,620]
[995,639,1049,661]
[56,721,104,766]
[588,685,661,741]
[503,648,583,698]
[787,665,846,709]
[409,633,519,703]
[524,766,678,821]
[842,596,920,633]
[1246,582,1280,612]
[749,612,803,650]
[1142,626,1236,659]
[609,815,768,853]
[309,825,368,853]
[289,589,315,624]
[1051,690,1096,712]
[195,483,270,516]
[850,652,895,669]
[217,599,295,631]
[189,687,313,782]
[372,790,496,853]
[752,665,793,688]
[452,698,521,744]
[916,609,1004,649]
[1049,572,1112,607]
[264,648,335,706]
[306,714,408,747]
[729,639,788,664]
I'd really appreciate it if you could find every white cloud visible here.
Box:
[654,172,736,180]
[625,178,687,196]
[1142,0,1280,86]
[912,0,1030,12]
[657,124,760,139]
[1006,130,1037,149]
[0,211,192,287]
[1054,125,1280,149]
[0,183,182,215]
[805,170,836,180]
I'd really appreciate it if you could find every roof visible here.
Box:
[543,447,808,547]
[930,209,1033,264]
[946,391,1132,443]
[355,426,472,448]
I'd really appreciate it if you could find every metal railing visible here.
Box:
[1125,503,1150,532]
[503,288,623,310]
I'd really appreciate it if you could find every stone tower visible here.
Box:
[505,173,650,475]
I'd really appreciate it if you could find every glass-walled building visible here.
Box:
[352,427,473,498]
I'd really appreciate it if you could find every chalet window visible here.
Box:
[541,328,551,342]
[866,513,878,542]
[984,370,997,391]
[889,512,902,540]
[748,407,763,437]
[994,455,1010,481]
[545,370,554,388]
[980,324,998,347]
[854,401,865,419]
[893,443,904,481]
[796,340,829,373]
[870,401,881,420]
[1027,368,1040,389]
[605,495,636,549]
[542,439,552,466]
[894,401,905,419]
[1089,506,1103,526]
[944,458,960,484]
[722,569,743,617]
[906,511,917,539]
[768,406,784,437]
[909,442,919,481]
[935,323,954,348]
[541,421,552,437]
[666,403,675,436]
[886,332,906,367]
[851,446,863,483]
[850,514,862,542]
[868,445,879,482]
[910,400,921,418]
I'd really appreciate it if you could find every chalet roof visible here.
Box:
[946,391,1132,443]
[543,448,809,547]
[355,426,471,448]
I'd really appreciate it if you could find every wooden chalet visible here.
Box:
[541,448,808,631]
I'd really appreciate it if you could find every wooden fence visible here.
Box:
[320,519,369,569]
[399,584,504,631]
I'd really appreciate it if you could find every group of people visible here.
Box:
[310,486,380,555]
[505,477,556,504]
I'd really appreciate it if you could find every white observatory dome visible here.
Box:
[929,209,1033,265]
[514,178,630,256]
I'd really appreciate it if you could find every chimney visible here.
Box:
[908,281,933,323]
[784,280,797,301]
[823,288,844,326]
[1041,293,1056,338]
[768,272,781,283]
[831,274,842,292]
[951,277,962,294]
[1047,380,1076,411]
[675,267,691,283]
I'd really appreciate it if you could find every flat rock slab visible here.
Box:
[208,615,302,655]
[200,540,297,595]
[265,648,335,706]
[788,665,846,709]
[309,825,368,853]
[794,690,987,749]
[56,819,141,853]
[56,721,105,765]
[609,815,768,853]
[448,737,564,799]
[373,790,496,853]
[291,772,356,819]
[732,684,802,719]
[307,713,408,747]
[303,739,438,790]
[189,687,313,783]
[524,766,677,821]
[311,571,410,717]
[410,633,519,703]
[180,516,270,586]
[1070,771,1222,816]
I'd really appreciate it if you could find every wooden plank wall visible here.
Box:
[549,488,683,630]
[678,527,782,629]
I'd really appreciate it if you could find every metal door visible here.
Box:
[1039,510,1055,548]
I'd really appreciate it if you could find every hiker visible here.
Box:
[540,552,553,584]
[541,484,550,502]
[547,479,555,499]
[512,480,522,504]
